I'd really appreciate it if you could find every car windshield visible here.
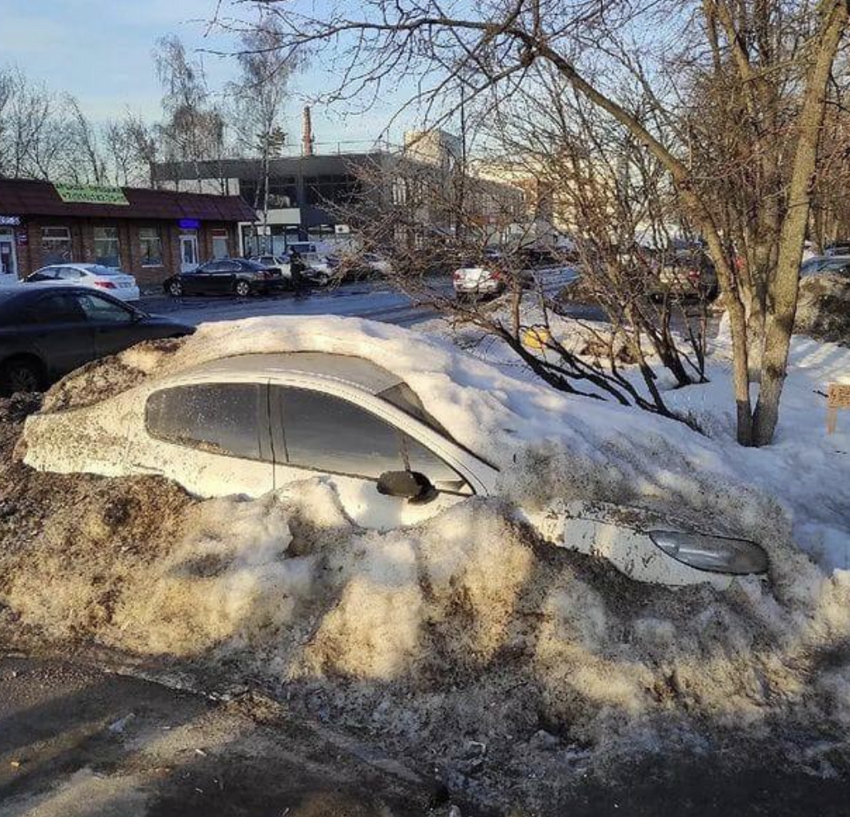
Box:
[378,382,450,436]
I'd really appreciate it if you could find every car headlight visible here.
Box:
[648,530,769,575]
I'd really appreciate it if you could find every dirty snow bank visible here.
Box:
[2,481,850,810]
[6,371,850,810]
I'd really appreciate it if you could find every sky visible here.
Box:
[0,0,427,150]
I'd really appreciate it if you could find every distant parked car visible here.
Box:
[800,255,850,277]
[251,253,333,287]
[334,252,392,282]
[0,287,194,393]
[25,263,140,302]
[163,259,286,298]
[648,247,718,300]
[824,241,850,256]
[453,261,534,300]
[453,264,505,299]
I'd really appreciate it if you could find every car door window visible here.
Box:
[219,261,240,273]
[277,387,404,478]
[76,292,133,323]
[146,384,267,461]
[24,293,86,324]
[55,267,83,281]
[275,386,469,490]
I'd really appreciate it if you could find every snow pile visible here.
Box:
[2,481,850,808]
[796,273,850,344]
[44,337,185,412]
[31,316,821,570]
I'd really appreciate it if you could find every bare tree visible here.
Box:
[154,35,227,192]
[228,15,298,253]
[102,113,161,188]
[229,0,849,446]
[329,145,707,427]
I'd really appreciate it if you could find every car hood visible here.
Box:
[141,314,196,333]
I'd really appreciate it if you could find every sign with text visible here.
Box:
[54,184,129,206]
[826,383,850,434]
[0,215,21,226]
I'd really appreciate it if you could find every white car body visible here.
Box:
[23,350,768,590]
[453,266,503,297]
[25,264,140,302]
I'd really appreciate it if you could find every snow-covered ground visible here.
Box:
[410,311,850,573]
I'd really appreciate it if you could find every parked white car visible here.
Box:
[252,254,333,287]
[23,350,768,589]
[453,265,505,298]
[25,264,140,302]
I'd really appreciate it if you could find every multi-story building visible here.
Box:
[151,150,396,256]
[151,127,527,255]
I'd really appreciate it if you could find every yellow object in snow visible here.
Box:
[522,326,552,351]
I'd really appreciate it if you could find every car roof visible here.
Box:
[38,263,105,272]
[180,352,405,395]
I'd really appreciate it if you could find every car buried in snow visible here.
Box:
[22,350,768,589]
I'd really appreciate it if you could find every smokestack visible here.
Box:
[302,106,314,157]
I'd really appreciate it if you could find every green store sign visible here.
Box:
[54,184,130,206]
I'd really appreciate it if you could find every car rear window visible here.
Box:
[145,384,267,461]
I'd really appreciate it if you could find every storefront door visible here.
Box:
[0,229,17,280]
[180,233,199,273]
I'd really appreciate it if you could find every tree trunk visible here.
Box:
[752,0,848,445]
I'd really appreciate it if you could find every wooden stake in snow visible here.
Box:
[826,384,850,434]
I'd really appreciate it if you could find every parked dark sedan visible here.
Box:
[162,258,285,298]
[0,287,194,394]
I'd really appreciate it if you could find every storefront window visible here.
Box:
[212,229,229,259]
[93,226,121,268]
[41,226,72,265]
[139,227,163,267]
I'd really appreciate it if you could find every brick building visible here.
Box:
[0,178,256,288]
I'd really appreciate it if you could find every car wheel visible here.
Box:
[168,280,184,298]
[1,357,44,394]
[235,280,252,297]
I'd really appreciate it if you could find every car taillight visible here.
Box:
[490,270,503,281]
[686,268,701,282]
[95,280,116,289]
[453,270,464,280]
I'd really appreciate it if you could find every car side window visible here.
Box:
[56,267,82,280]
[24,293,86,324]
[274,386,470,489]
[146,384,266,461]
[76,293,133,323]
[276,387,403,478]
[221,261,240,272]
[30,267,58,281]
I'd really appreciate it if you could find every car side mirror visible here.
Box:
[377,470,437,504]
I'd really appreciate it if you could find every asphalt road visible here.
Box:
[138,269,591,328]
[3,655,849,817]
[0,655,454,817]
